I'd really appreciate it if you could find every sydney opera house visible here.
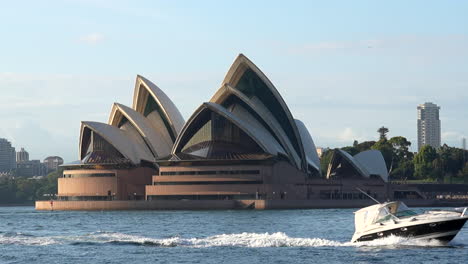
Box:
[326,150,389,182]
[36,54,396,210]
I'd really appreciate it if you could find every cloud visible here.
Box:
[78,33,105,45]
[442,131,465,141]
[338,127,365,143]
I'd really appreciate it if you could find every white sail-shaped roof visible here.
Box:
[294,119,321,173]
[132,75,184,142]
[326,149,388,182]
[172,102,286,157]
[108,103,173,158]
[210,84,302,169]
[79,121,155,164]
[354,150,389,182]
[221,54,306,170]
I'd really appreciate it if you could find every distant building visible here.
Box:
[0,138,16,172]
[43,156,64,173]
[16,160,47,177]
[417,102,441,151]
[0,171,13,178]
[463,138,466,150]
[16,148,29,162]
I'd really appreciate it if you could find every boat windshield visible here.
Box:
[373,202,417,223]
[394,210,418,218]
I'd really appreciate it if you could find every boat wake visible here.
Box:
[0,232,56,246]
[63,232,343,248]
[0,231,462,248]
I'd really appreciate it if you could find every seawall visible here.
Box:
[35,199,468,211]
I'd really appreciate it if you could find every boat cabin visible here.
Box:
[354,201,417,232]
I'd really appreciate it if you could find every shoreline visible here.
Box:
[34,199,468,211]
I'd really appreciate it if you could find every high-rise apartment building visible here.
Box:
[0,138,16,172]
[417,102,441,151]
[16,148,29,162]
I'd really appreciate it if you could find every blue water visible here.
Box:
[1,207,467,264]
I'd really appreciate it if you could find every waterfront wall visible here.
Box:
[36,200,238,211]
[260,199,468,209]
[36,198,468,211]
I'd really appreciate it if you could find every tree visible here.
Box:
[341,146,359,156]
[320,149,334,176]
[389,137,412,158]
[377,126,389,140]
[353,140,358,148]
[391,160,414,180]
[387,136,413,180]
[15,178,39,201]
[457,162,468,183]
[325,130,468,182]
[35,169,61,199]
[356,141,376,152]
[372,138,393,170]
[0,178,17,204]
[413,145,438,179]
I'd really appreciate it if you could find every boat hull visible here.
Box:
[355,217,468,242]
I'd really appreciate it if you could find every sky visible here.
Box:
[1,0,467,162]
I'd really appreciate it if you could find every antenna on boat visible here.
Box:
[356,188,381,204]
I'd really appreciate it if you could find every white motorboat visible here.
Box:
[351,201,468,243]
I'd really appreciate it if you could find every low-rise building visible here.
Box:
[16,160,47,177]
[44,156,64,173]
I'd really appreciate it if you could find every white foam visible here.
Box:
[353,235,447,247]
[186,232,344,247]
[66,231,344,248]
[0,231,460,248]
[97,232,457,248]
[80,232,181,247]
[76,232,446,248]
[0,233,56,246]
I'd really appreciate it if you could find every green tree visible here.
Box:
[377,126,389,140]
[413,145,438,179]
[35,169,61,199]
[0,178,17,204]
[391,160,414,180]
[389,137,412,159]
[387,136,414,179]
[372,138,393,170]
[320,149,334,176]
[341,146,359,156]
[15,178,39,201]
[355,141,376,152]
[457,162,468,183]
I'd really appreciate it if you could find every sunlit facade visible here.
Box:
[56,54,323,202]
[147,54,322,201]
[58,75,184,201]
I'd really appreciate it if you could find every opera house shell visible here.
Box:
[59,75,184,200]
[326,149,389,182]
[55,54,322,203]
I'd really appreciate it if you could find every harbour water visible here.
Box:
[1,207,467,264]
